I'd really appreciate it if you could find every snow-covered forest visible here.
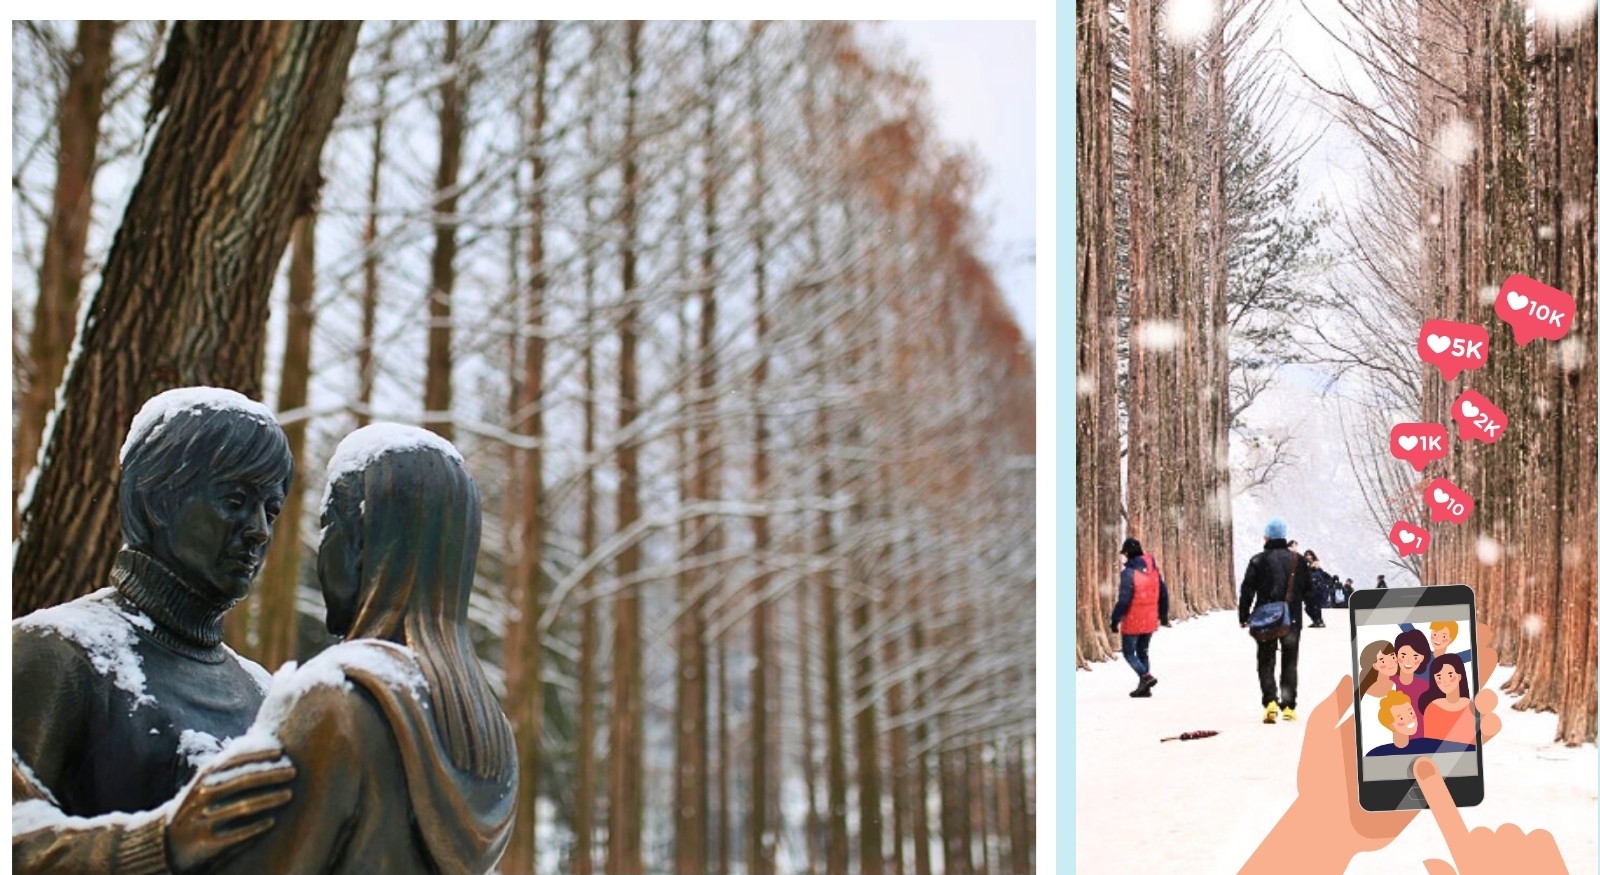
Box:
[11,21,1036,875]
[1076,0,1596,747]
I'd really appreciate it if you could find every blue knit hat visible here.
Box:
[1264,518,1289,539]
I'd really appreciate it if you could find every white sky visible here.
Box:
[889,21,1037,343]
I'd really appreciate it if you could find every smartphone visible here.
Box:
[1348,584,1483,811]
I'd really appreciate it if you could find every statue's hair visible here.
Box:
[330,440,516,784]
[120,404,294,551]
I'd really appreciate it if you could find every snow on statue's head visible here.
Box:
[118,388,294,594]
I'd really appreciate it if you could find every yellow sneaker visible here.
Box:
[1282,707,1298,722]
[1263,702,1279,724]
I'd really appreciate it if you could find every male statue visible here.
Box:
[12,387,298,873]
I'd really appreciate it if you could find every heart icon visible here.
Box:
[1427,334,1450,354]
[1433,488,1449,503]
[1506,291,1528,311]
[1398,435,1419,451]
[1461,400,1480,418]
[1400,531,1415,544]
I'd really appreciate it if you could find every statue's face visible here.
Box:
[164,477,284,601]
[318,480,362,637]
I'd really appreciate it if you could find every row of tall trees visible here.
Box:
[1312,0,1596,744]
[1076,0,1326,664]
[11,20,1036,874]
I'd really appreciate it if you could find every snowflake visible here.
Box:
[1430,120,1475,178]
[1135,320,1184,352]
[1161,0,1216,45]
[1475,537,1501,565]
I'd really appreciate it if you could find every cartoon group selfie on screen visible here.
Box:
[1357,619,1478,757]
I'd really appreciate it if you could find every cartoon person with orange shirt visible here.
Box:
[1419,654,1477,747]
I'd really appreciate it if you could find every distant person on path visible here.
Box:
[1303,550,1329,628]
[1343,578,1355,599]
[1110,537,1170,698]
[1238,518,1313,723]
[1376,574,1388,589]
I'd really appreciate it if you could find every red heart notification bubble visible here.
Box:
[1388,422,1450,472]
[1389,521,1431,557]
[1425,476,1476,525]
[1416,319,1491,381]
[1452,389,1508,444]
[1496,274,1575,346]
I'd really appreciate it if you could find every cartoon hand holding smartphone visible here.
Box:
[1239,592,1572,874]
[1351,585,1483,811]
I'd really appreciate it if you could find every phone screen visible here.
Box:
[1351,591,1482,806]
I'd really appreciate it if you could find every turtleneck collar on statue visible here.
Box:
[110,548,235,664]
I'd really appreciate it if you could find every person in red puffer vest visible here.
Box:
[1111,537,1170,698]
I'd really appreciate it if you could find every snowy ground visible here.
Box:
[1075,610,1598,874]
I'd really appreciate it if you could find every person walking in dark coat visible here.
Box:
[1303,549,1329,627]
[1110,537,1170,698]
[1376,574,1388,589]
[1238,518,1313,723]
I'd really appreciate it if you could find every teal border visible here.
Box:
[1056,5,1078,872]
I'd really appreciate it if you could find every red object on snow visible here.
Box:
[1160,730,1220,743]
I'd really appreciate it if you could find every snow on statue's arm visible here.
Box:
[12,769,172,875]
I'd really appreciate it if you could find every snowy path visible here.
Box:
[1074,610,1598,874]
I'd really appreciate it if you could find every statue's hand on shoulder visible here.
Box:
[166,744,296,874]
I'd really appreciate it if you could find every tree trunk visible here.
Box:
[15,20,116,532]
[502,21,552,874]
[1529,8,1597,743]
[1008,739,1031,874]
[424,21,462,442]
[573,42,603,875]
[821,446,849,875]
[801,543,823,872]
[853,574,884,874]
[607,20,645,875]
[246,215,317,669]
[1205,7,1234,606]
[716,638,732,875]
[909,586,933,875]
[356,32,395,430]
[746,23,777,875]
[1074,0,1119,665]
[676,27,718,875]
[969,745,988,875]
[992,744,1011,875]
[1123,0,1158,592]
[12,21,360,616]
[885,628,909,875]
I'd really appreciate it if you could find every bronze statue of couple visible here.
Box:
[12,388,518,874]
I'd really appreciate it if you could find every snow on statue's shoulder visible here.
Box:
[320,422,463,513]
[323,639,430,702]
[15,588,156,708]
[119,386,276,463]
